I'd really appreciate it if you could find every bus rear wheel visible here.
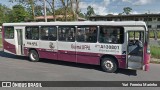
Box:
[29,50,39,62]
[101,57,117,73]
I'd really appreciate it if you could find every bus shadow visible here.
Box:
[40,59,137,76]
[0,51,28,60]
[40,59,102,71]
[115,68,137,76]
[0,50,137,76]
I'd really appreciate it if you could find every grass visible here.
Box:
[127,30,160,39]
[149,31,160,39]
[150,46,160,59]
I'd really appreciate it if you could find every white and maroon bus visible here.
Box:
[2,21,150,73]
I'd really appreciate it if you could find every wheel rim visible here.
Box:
[104,60,114,70]
[30,53,36,61]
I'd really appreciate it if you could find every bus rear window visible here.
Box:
[99,26,124,44]
[4,27,14,39]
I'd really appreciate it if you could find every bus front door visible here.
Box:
[15,28,24,55]
[127,31,144,70]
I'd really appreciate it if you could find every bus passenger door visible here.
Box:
[15,27,24,55]
[127,31,144,70]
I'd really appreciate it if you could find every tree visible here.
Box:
[46,0,56,21]
[60,0,70,21]
[78,12,85,18]
[123,7,132,15]
[9,0,36,21]
[34,5,43,16]
[86,6,95,19]
[0,4,12,24]
[75,0,79,20]
[12,5,28,22]
[70,0,75,20]
[70,0,80,21]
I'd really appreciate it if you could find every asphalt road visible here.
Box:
[0,49,160,90]
[150,39,160,47]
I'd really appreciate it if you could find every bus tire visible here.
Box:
[101,57,117,73]
[29,50,39,62]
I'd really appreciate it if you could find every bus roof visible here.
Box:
[3,21,146,27]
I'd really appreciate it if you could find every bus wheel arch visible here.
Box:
[28,48,39,62]
[100,55,118,73]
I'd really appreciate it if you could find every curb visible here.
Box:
[150,58,160,64]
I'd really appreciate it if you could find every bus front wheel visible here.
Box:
[101,57,117,73]
[29,50,39,62]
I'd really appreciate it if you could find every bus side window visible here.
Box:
[86,27,97,42]
[40,26,57,41]
[67,28,75,42]
[25,27,39,40]
[41,28,48,40]
[48,27,57,41]
[4,27,14,39]
[99,26,124,44]
[58,28,66,41]
[77,26,97,43]
[77,28,85,42]
[58,26,75,42]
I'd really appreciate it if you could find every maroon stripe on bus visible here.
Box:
[77,55,99,65]
[58,50,76,62]
[40,51,58,60]
[117,58,126,69]
[143,43,150,71]
[76,51,100,57]
[23,47,127,68]
[76,51,100,65]
[58,50,76,54]
[3,40,16,54]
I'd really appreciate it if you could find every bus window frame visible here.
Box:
[76,25,98,43]
[58,25,76,42]
[40,26,57,41]
[127,30,145,44]
[98,26,125,44]
[4,26,14,39]
[25,26,40,40]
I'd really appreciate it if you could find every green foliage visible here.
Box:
[55,7,72,15]
[86,6,95,19]
[10,0,36,21]
[78,12,85,18]
[54,7,76,21]
[0,4,12,25]
[123,7,132,15]
[151,46,160,59]
[149,31,160,39]
[1,0,85,22]
[11,5,28,22]
[129,32,140,38]
[34,5,43,16]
